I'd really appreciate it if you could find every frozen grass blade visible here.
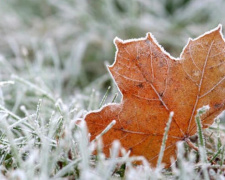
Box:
[12,75,55,102]
[0,104,21,121]
[99,86,111,108]
[0,115,23,167]
[210,146,223,163]
[0,104,33,130]
[199,147,210,180]
[220,146,225,166]
[0,81,14,87]
[54,158,81,178]
[35,99,42,127]
[87,89,97,111]
[195,106,209,149]
[157,111,174,167]
[111,93,118,103]
[210,118,223,164]
[195,106,210,180]
[94,120,116,142]
[215,118,222,150]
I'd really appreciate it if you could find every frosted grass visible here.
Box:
[0,0,224,179]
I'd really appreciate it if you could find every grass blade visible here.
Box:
[157,111,174,167]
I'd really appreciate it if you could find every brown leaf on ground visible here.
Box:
[85,25,225,167]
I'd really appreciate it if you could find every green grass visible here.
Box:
[0,0,225,179]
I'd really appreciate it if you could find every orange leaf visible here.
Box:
[85,25,225,167]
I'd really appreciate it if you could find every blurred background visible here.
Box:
[0,0,225,114]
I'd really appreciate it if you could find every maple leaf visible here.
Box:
[85,25,225,167]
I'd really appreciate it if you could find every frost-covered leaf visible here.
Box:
[85,25,225,167]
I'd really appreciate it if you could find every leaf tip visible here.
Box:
[114,37,123,48]
[146,32,153,40]
[217,24,222,31]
